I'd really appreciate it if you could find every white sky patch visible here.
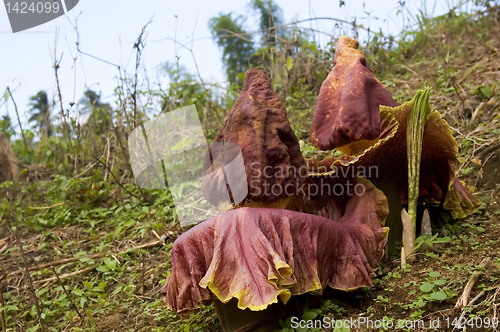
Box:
[1,0,458,133]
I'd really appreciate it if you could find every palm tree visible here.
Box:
[79,89,112,134]
[28,91,52,137]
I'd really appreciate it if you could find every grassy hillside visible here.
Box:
[1,3,500,332]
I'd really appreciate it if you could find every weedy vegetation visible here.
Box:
[1,0,500,331]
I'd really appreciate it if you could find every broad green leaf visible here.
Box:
[104,257,116,271]
[430,291,447,301]
[96,265,107,272]
[72,288,84,296]
[433,279,447,286]
[420,282,435,292]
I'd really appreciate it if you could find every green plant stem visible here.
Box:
[405,87,431,259]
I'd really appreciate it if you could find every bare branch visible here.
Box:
[5,87,28,150]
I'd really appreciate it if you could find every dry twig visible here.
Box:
[49,265,86,326]
[8,238,164,278]
[456,258,491,307]
[34,265,97,284]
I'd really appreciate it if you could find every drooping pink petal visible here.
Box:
[161,177,388,314]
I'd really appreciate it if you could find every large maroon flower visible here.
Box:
[162,69,389,326]
[310,35,398,150]
[202,68,307,210]
[161,177,388,314]
[308,37,481,246]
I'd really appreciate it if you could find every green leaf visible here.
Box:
[433,279,447,286]
[430,291,447,301]
[480,86,491,98]
[286,56,294,71]
[302,310,318,321]
[72,288,84,296]
[96,265,107,272]
[37,288,48,296]
[56,293,67,302]
[79,257,94,263]
[104,257,117,271]
[3,91,8,102]
[420,282,435,292]
[429,271,440,278]
[5,305,18,312]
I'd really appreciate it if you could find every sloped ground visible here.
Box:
[1,5,500,332]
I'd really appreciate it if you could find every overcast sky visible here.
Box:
[0,0,457,132]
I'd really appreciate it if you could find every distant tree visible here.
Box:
[0,115,15,141]
[28,91,52,137]
[209,13,256,85]
[160,62,211,120]
[249,0,284,45]
[79,90,112,134]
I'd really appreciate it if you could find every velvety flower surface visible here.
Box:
[161,177,388,314]
[311,36,398,150]
[309,100,480,222]
[308,36,480,239]
[202,68,306,207]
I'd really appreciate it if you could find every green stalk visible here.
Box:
[404,87,431,262]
